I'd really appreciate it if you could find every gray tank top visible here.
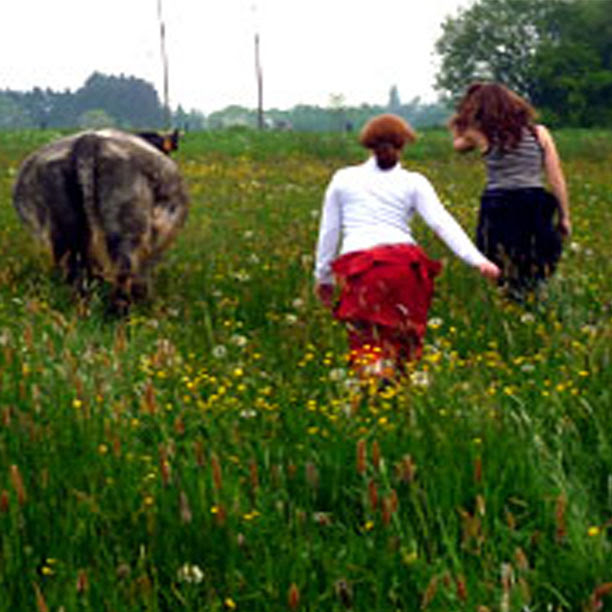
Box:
[484,128,544,190]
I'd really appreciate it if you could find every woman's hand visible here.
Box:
[477,260,501,281]
[558,215,572,238]
[314,282,335,308]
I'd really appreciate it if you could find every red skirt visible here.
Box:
[332,244,442,366]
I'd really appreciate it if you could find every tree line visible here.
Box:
[0,72,205,131]
[0,73,448,132]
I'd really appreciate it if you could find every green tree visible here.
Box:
[435,0,612,126]
[73,72,164,129]
[530,0,612,125]
[434,0,562,101]
[0,93,31,128]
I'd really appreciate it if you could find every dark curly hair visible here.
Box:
[451,82,536,152]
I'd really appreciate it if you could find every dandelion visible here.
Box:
[212,345,228,359]
[587,525,601,537]
[401,548,418,565]
[329,367,346,382]
[230,334,247,347]
[428,317,443,329]
[224,597,237,610]
[177,563,204,584]
[410,370,430,387]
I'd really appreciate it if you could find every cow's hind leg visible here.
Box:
[105,233,137,316]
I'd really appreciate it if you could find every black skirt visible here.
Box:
[476,187,563,288]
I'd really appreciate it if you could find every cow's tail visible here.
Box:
[70,133,111,282]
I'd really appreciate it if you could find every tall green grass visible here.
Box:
[0,128,610,611]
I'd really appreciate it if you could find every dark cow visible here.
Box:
[136,129,180,155]
[13,129,189,314]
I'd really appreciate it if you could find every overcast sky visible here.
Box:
[0,0,472,114]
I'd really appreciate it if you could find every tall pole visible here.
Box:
[157,0,171,128]
[255,32,264,130]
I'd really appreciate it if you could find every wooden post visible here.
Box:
[255,33,264,130]
[157,0,171,129]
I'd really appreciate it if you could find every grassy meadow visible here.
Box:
[0,127,611,611]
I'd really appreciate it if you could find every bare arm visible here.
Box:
[448,116,486,153]
[536,125,571,237]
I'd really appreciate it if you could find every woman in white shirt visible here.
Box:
[314,114,499,378]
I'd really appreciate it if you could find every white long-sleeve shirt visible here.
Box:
[314,157,487,284]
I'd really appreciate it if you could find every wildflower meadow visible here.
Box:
[0,128,610,611]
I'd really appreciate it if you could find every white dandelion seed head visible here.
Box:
[230,334,248,347]
[329,367,347,382]
[344,377,361,394]
[410,370,430,388]
[212,345,228,359]
[177,563,204,584]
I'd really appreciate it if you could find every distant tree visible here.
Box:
[207,105,255,129]
[328,93,347,131]
[173,105,206,131]
[73,72,165,129]
[388,85,401,114]
[78,108,116,129]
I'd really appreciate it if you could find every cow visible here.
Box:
[136,128,180,155]
[12,129,189,315]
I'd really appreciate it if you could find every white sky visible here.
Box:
[0,0,472,114]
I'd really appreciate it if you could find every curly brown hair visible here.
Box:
[451,82,536,151]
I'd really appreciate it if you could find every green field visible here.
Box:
[0,128,611,611]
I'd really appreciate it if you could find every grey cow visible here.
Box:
[13,129,189,314]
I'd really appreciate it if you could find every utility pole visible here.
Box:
[252,3,263,130]
[255,32,264,130]
[157,0,171,128]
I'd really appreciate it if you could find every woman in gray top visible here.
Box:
[449,82,571,297]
